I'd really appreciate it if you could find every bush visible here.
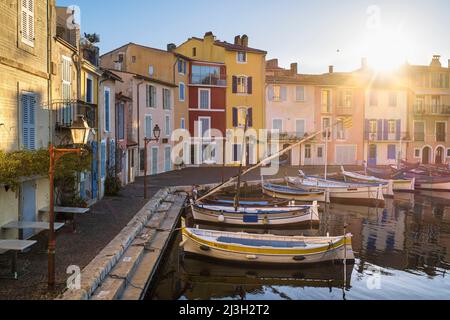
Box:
[104,167,122,196]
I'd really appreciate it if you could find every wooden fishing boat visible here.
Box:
[287,173,385,207]
[340,167,415,192]
[202,196,290,207]
[410,175,450,191]
[190,201,320,227]
[181,224,355,265]
[262,183,327,202]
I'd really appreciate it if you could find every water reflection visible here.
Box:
[148,191,450,300]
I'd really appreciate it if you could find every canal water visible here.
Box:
[147,191,450,300]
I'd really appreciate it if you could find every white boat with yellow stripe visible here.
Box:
[191,201,320,227]
[181,223,355,265]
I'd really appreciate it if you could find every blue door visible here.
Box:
[91,141,98,200]
[368,144,377,167]
[21,181,36,239]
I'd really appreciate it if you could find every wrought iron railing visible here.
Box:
[414,104,450,116]
[52,100,97,129]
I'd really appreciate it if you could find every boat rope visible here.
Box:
[194,121,346,204]
[109,274,146,291]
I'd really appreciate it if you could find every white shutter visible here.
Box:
[21,0,34,47]
[22,94,36,150]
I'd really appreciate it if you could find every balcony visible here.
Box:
[189,74,227,87]
[336,106,353,115]
[414,104,450,116]
[365,132,411,142]
[268,132,311,143]
[53,100,97,130]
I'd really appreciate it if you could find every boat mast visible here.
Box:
[234,111,249,211]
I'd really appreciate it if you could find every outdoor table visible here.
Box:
[0,240,37,279]
[39,206,89,232]
[1,221,65,231]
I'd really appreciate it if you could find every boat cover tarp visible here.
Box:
[217,236,307,248]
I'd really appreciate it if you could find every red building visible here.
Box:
[188,60,227,163]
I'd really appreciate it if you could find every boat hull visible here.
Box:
[182,228,355,265]
[287,177,385,207]
[191,204,320,227]
[415,181,450,192]
[262,185,326,202]
[341,171,414,193]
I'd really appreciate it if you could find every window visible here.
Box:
[296,86,305,102]
[131,56,136,63]
[199,89,210,109]
[104,88,110,132]
[86,77,93,103]
[432,73,449,89]
[305,145,312,159]
[233,144,242,162]
[369,120,377,134]
[198,117,211,138]
[436,122,446,142]
[146,85,156,108]
[163,88,171,110]
[388,145,397,160]
[389,92,398,107]
[237,51,247,63]
[179,82,185,101]
[317,146,323,158]
[388,120,396,134]
[339,90,353,107]
[237,108,248,127]
[336,119,345,140]
[191,65,222,85]
[295,119,305,138]
[415,149,421,158]
[145,115,153,139]
[233,107,252,128]
[447,149,450,158]
[180,118,185,130]
[237,76,248,94]
[21,0,34,47]
[414,122,425,141]
[370,91,378,106]
[165,115,171,136]
[178,60,187,74]
[321,89,332,113]
[322,117,331,140]
[193,47,197,56]
[272,119,283,132]
[271,85,286,101]
[148,65,154,76]
[118,102,125,140]
[21,93,36,150]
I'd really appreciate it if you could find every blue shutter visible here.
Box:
[365,120,370,140]
[232,108,238,127]
[396,120,401,141]
[383,120,389,141]
[105,90,110,131]
[101,141,106,179]
[91,141,98,199]
[247,108,253,127]
[377,120,383,141]
[110,140,115,168]
[388,145,396,160]
[145,116,152,138]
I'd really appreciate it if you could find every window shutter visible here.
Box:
[146,85,150,108]
[383,120,389,140]
[365,120,370,140]
[118,103,124,140]
[247,77,253,94]
[281,87,287,101]
[268,86,274,101]
[396,120,401,140]
[247,108,253,127]
[101,142,106,179]
[22,95,29,149]
[145,116,152,138]
[232,76,237,93]
[377,120,383,141]
[21,0,34,46]
[232,107,238,127]
[105,90,110,131]
[388,145,396,160]
[110,140,116,168]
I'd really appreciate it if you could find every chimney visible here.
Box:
[167,43,176,52]
[361,57,368,69]
[290,63,298,75]
[266,59,279,69]
[234,35,242,46]
[204,31,215,43]
[329,65,334,74]
[430,55,442,67]
[241,35,249,47]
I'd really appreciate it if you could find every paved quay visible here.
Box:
[0,166,353,300]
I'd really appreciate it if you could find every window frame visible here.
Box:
[179,82,185,102]
[20,0,35,47]
[165,115,171,137]
[236,75,249,94]
[198,88,211,110]
[295,86,305,102]
[236,51,247,63]
[104,87,111,132]
[162,88,171,110]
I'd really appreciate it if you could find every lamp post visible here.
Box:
[48,115,89,289]
[144,124,161,199]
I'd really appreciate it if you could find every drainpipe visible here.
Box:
[136,80,145,175]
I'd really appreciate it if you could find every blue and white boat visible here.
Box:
[262,183,327,202]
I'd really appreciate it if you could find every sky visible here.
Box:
[57,0,450,74]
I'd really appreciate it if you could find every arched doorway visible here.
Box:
[422,146,431,165]
[435,147,445,164]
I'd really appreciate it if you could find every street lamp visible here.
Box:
[144,124,161,199]
[48,116,90,289]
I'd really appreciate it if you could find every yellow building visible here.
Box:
[174,32,267,131]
